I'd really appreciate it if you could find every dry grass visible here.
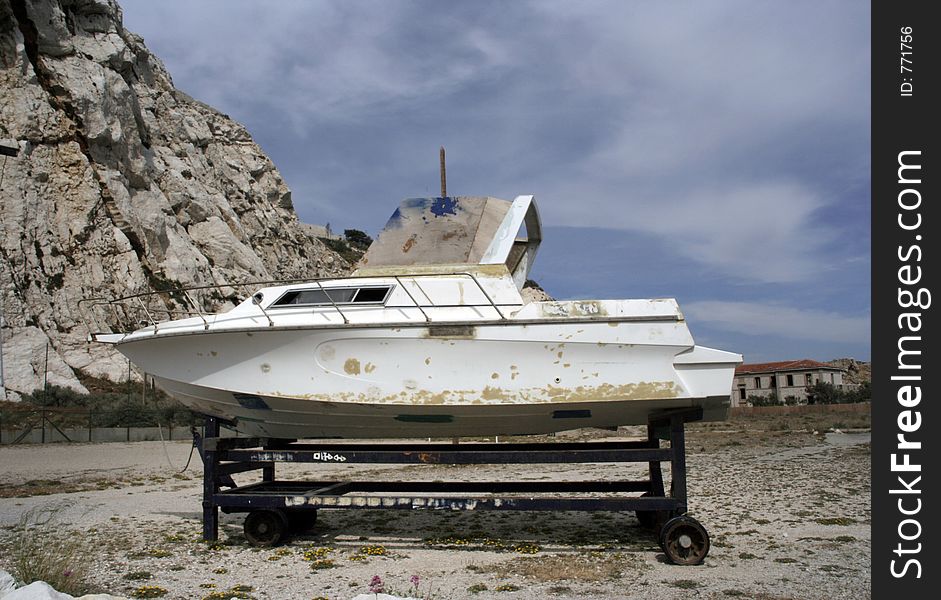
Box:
[0,477,119,499]
[1,506,93,596]
[687,405,870,452]
[486,551,647,583]
[728,405,870,432]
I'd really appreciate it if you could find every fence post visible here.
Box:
[41,408,46,444]
[88,409,93,443]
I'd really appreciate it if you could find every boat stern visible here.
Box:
[673,345,743,422]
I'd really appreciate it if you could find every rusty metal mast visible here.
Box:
[439,146,447,198]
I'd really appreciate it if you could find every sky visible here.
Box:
[121,0,871,363]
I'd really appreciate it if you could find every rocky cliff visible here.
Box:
[826,358,871,386]
[0,0,347,399]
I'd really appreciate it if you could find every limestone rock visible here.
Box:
[0,570,15,596]
[520,279,553,303]
[0,0,348,399]
[0,571,127,599]
[826,358,871,386]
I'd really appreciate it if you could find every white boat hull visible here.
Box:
[94,195,742,438]
[115,320,738,438]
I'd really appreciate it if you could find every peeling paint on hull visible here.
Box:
[153,374,732,438]
[117,319,738,438]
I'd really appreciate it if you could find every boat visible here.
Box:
[91,194,742,438]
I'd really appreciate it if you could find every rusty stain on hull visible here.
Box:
[344,358,361,375]
[254,379,680,407]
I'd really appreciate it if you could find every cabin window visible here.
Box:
[272,286,391,307]
[352,287,391,303]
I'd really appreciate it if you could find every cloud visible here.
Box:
[683,301,871,345]
[120,0,870,287]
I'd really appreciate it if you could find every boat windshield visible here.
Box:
[272,286,391,307]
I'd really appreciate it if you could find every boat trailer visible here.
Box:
[197,407,711,565]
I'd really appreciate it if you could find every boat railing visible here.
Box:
[79,271,511,337]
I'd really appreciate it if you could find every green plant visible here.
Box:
[318,237,363,263]
[12,382,201,428]
[131,586,169,598]
[746,394,777,407]
[814,517,856,526]
[202,591,254,600]
[671,580,699,589]
[5,507,92,596]
[806,381,842,404]
[359,544,387,556]
[343,228,373,250]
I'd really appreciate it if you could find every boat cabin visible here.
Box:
[354,195,541,290]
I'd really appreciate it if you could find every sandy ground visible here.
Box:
[0,419,871,600]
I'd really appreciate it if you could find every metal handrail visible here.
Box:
[465,271,506,320]
[82,271,514,336]
[135,297,158,332]
[314,280,349,325]
[393,276,431,322]
[182,290,210,330]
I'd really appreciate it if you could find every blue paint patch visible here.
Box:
[233,393,270,410]
[430,196,458,217]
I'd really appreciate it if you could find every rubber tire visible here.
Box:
[243,509,289,546]
[659,515,710,565]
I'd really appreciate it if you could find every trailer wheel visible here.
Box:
[659,515,710,565]
[287,509,318,532]
[244,509,288,546]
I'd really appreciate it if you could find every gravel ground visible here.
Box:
[0,416,871,600]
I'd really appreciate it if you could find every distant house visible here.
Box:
[731,360,846,406]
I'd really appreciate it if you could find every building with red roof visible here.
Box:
[731,359,846,406]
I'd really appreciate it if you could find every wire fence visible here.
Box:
[0,405,206,445]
